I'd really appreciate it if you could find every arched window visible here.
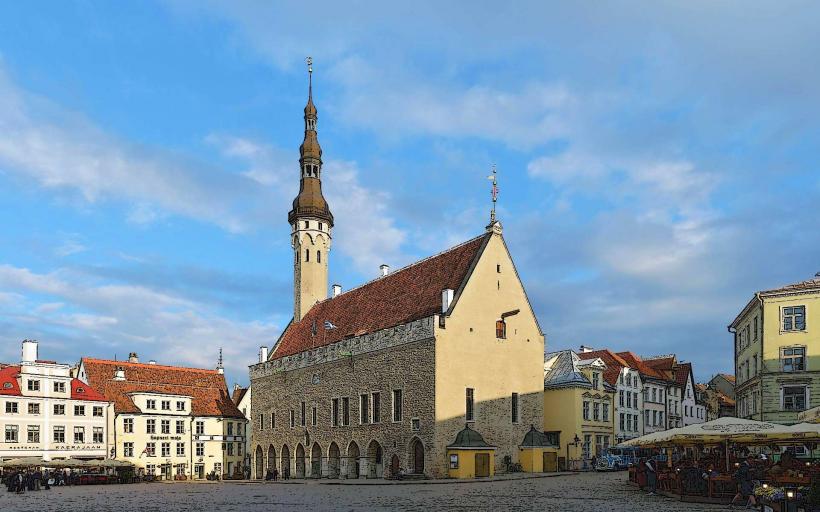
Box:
[317,250,321,263]
[305,249,310,262]
[495,319,506,339]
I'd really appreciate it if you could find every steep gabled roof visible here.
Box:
[544,350,593,389]
[719,373,736,384]
[270,233,491,360]
[81,358,243,418]
[615,351,665,380]
[675,362,693,387]
[231,386,248,406]
[577,349,629,386]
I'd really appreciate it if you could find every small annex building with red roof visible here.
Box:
[78,352,247,480]
[249,70,545,480]
[1,340,110,463]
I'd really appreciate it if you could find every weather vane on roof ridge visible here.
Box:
[487,164,499,224]
[306,56,313,74]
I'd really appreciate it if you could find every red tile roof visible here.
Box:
[761,276,820,295]
[615,352,666,380]
[0,366,21,396]
[231,386,248,406]
[576,349,630,386]
[675,362,693,387]
[270,233,490,360]
[719,373,736,384]
[71,378,108,402]
[81,359,243,418]
[0,365,107,401]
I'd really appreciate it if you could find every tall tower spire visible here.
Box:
[289,57,333,322]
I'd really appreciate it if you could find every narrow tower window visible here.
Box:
[317,250,321,263]
[304,220,309,229]
[305,249,310,262]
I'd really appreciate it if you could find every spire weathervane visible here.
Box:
[487,164,499,224]
[306,56,313,96]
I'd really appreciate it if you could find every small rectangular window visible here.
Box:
[372,392,381,423]
[332,398,339,427]
[53,381,66,393]
[783,386,807,411]
[271,412,276,429]
[392,390,403,422]
[124,418,133,433]
[511,392,519,424]
[27,380,40,391]
[290,409,295,428]
[781,346,806,372]
[360,394,369,424]
[496,320,506,339]
[53,426,65,443]
[259,413,264,430]
[312,406,317,427]
[342,397,350,426]
[466,388,475,422]
[300,401,306,427]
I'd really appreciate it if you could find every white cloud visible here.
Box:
[0,263,279,380]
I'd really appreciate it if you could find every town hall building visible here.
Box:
[249,64,549,479]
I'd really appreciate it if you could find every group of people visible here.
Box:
[2,468,72,493]
[265,468,287,481]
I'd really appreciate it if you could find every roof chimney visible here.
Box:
[380,264,390,277]
[259,346,269,363]
[441,288,454,314]
[114,366,126,381]
[579,345,593,353]
[332,284,342,297]
[128,352,139,363]
[147,360,157,365]
[21,339,38,364]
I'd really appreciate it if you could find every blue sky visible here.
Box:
[0,1,818,386]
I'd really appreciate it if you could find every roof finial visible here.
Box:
[306,56,313,100]
[486,164,499,224]
[216,347,224,374]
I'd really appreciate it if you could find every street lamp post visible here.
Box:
[566,434,581,471]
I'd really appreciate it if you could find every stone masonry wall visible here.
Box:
[251,334,437,479]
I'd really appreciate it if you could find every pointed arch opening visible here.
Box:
[346,441,360,479]
[366,440,384,479]
[310,442,323,478]
[280,444,291,479]
[255,445,264,479]
[267,445,276,478]
[328,442,341,479]
[295,443,306,478]
[409,437,425,475]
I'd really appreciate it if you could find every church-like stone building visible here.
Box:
[250,64,546,479]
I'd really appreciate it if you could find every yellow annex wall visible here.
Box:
[434,231,545,474]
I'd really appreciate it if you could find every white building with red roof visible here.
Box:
[1,340,110,463]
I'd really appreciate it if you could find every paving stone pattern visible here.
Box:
[0,472,724,512]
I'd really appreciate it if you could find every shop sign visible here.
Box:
[149,436,183,441]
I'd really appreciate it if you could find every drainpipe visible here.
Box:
[756,292,764,422]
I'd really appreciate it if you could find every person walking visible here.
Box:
[645,458,657,495]
[730,456,757,509]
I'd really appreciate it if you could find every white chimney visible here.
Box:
[332,284,342,297]
[147,360,157,365]
[441,289,454,314]
[128,352,139,363]
[579,345,593,353]
[259,346,269,363]
[217,367,224,375]
[21,339,38,363]
[380,264,390,277]
[114,366,126,381]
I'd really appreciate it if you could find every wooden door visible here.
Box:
[413,440,424,474]
[475,453,490,477]
[543,452,558,472]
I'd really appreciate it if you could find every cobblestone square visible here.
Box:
[0,472,724,512]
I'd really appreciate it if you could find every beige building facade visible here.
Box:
[78,355,247,480]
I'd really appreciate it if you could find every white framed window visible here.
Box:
[195,421,204,435]
[28,403,40,415]
[161,400,171,411]
[73,426,85,444]
[593,402,600,421]
[782,385,808,411]
[582,401,590,421]
[196,442,205,457]
[74,405,85,416]
[27,379,40,391]
[781,346,806,372]
[782,306,806,331]
[93,406,104,417]
[176,401,185,411]
[93,427,103,444]
[53,381,66,393]
[146,399,156,410]
[124,417,134,433]
[5,425,19,443]
[53,426,65,443]
[123,442,134,457]
[53,404,65,415]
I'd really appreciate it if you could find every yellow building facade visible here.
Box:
[731,276,820,425]
[543,351,615,470]
[78,356,247,480]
